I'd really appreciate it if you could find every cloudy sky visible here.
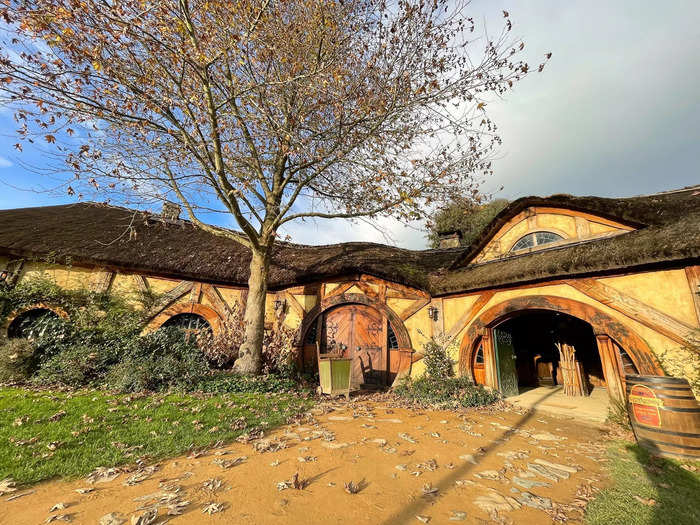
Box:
[1,1,698,249]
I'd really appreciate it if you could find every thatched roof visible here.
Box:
[0,202,457,290]
[0,186,697,295]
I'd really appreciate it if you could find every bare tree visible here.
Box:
[0,0,548,373]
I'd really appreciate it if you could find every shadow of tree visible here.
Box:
[380,388,563,524]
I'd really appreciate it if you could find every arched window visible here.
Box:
[161,313,212,341]
[387,323,399,349]
[304,322,318,345]
[511,231,564,252]
[7,308,61,339]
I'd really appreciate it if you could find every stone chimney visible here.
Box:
[161,201,181,221]
[437,230,462,249]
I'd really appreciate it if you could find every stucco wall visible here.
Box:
[2,256,697,393]
[473,207,633,263]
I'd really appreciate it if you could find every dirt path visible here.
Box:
[3,401,609,525]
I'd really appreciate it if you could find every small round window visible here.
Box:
[7,308,61,339]
[511,231,564,252]
[161,313,212,341]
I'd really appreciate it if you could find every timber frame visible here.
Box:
[458,294,666,401]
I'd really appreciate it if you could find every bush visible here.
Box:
[195,372,301,394]
[0,339,37,382]
[104,328,210,392]
[394,376,501,408]
[33,331,122,387]
[422,337,455,379]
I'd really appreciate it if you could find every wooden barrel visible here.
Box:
[626,374,700,460]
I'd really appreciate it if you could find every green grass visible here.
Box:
[0,387,312,485]
[586,441,700,525]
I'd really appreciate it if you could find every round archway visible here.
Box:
[146,302,224,336]
[3,304,68,340]
[299,293,413,387]
[459,295,663,401]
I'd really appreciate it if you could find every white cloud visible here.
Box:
[0,156,13,168]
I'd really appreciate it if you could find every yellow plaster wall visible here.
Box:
[292,294,318,312]
[408,273,698,392]
[474,208,631,263]
[600,270,698,327]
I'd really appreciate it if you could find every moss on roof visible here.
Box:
[0,186,697,295]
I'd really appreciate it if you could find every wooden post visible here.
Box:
[596,334,625,402]
[481,330,499,390]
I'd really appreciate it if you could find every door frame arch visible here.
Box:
[458,295,664,396]
[298,293,413,381]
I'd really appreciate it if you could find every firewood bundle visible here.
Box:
[556,342,588,397]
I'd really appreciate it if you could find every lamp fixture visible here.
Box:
[273,298,286,315]
[0,270,8,285]
[427,305,439,321]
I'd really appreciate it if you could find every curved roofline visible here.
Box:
[449,185,700,269]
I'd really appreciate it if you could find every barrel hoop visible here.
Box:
[632,425,700,438]
[626,392,698,401]
[638,438,700,451]
[625,375,688,384]
[654,393,698,400]
[638,445,700,460]
[627,385,693,392]
[660,406,700,413]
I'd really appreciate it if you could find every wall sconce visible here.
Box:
[273,298,286,316]
[427,305,439,322]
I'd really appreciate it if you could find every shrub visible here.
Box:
[195,372,301,394]
[420,333,455,379]
[394,376,501,408]
[262,323,297,376]
[104,328,210,392]
[33,331,122,387]
[0,339,37,382]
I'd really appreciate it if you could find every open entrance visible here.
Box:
[492,311,605,397]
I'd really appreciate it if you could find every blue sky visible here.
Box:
[1,1,698,249]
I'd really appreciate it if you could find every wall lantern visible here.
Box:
[0,270,8,285]
[273,298,286,316]
[427,305,439,322]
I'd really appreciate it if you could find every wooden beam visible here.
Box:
[571,278,700,349]
[93,270,114,294]
[398,297,430,322]
[386,290,424,300]
[144,280,194,319]
[685,266,700,326]
[444,291,495,343]
[202,284,235,318]
[324,281,355,300]
[355,280,379,299]
[132,274,150,293]
[284,291,306,319]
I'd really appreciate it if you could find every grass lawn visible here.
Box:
[0,387,312,485]
[586,440,700,525]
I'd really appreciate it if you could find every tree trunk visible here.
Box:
[233,248,270,375]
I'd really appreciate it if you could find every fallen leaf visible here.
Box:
[50,503,68,512]
[0,478,17,496]
[202,502,225,515]
[130,508,157,525]
[99,513,126,525]
[344,481,360,494]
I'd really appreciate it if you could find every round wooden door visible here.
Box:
[322,304,387,388]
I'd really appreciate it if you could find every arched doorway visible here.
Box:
[460,295,662,404]
[490,311,615,397]
[300,293,412,388]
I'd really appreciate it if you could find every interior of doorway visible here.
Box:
[493,310,606,398]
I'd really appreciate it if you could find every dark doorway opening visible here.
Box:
[493,310,605,397]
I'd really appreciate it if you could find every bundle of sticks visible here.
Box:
[556,342,588,397]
